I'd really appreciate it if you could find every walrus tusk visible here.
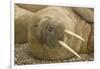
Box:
[63,32,67,43]
[65,30,85,41]
[59,40,81,59]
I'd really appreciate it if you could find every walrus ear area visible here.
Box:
[28,15,41,39]
[32,15,41,28]
[29,15,41,33]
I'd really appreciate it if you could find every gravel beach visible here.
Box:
[15,43,94,65]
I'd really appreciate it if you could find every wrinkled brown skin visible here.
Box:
[71,7,94,53]
[28,7,94,60]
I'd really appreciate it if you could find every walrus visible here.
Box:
[15,5,35,43]
[28,7,93,60]
[16,3,47,12]
[72,7,94,23]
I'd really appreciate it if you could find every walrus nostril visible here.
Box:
[48,26,53,32]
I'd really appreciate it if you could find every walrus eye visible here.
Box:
[48,26,53,32]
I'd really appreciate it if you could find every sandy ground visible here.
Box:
[15,43,94,65]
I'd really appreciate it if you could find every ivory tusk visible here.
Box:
[59,40,81,59]
[63,33,67,43]
[65,30,85,41]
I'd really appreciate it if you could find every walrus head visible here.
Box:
[35,16,85,59]
[37,16,65,47]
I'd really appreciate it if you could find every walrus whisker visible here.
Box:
[58,40,81,59]
[65,30,85,41]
